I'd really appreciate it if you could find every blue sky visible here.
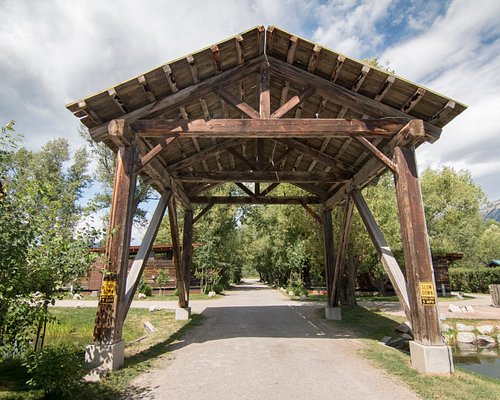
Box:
[1,0,499,240]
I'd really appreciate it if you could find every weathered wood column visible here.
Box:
[322,208,339,319]
[168,198,188,309]
[182,210,193,303]
[86,120,137,371]
[393,125,452,373]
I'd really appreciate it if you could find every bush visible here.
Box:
[449,267,500,293]
[138,277,152,297]
[24,344,83,399]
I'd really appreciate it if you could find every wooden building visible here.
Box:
[66,26,466,373]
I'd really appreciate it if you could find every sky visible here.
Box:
[1,0,499,214]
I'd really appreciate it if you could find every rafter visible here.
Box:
[260,182,280,196]
[214,86,260,119]
[191,196,321,205]
[270,86,316,119]
[174,171,350,183]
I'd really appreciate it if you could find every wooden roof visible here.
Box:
[66,26,467,209]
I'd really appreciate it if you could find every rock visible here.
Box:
[395,321,412,334]
[476,335,496,345]
[143,321,156,334]
[82,366,108,382]
[457,342,477,355]
[455,293,464,300]
[288,291,295,296]
[73,293,82,300]
[75,303,84,309]
[401,333,413,340]
[456,323,474,332]
[480,347,498,356]
[138,293,147,299]
[448,304,462,313]
[457,332,476,343]
[477,325,496,335]
[441,323,452,333]
[149,305,160,312]
[379,336,392,345]
[464,305,475,312]
[208,291,216,297]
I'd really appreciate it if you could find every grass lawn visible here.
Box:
[0,307,202,400]
[321,306,500,400]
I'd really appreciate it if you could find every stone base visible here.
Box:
[85,340,124,371]
[175,307,191,320]
[324,307,342,320]
[409,341,454,374]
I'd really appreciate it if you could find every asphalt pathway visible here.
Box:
[127,279,419,400]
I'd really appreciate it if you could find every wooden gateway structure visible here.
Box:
[67,26,466,374]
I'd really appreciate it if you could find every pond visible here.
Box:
[453,343,500,379]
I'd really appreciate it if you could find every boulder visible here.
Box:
[476,335,496,345]
[379,336,392,345]
[448,304,462,313]
[456,332,476,343]
[288,291,295,296]
[441,323,452,333]
[464,305,475,312]
[138,293,147,299]
[477,325,496,335]
[75,303,84,309]
[149,305,160,312]
[456,323,474,332]
[395,321,412,334]
[208,291,216,297]
[73,293,82,300]
[401,333,413,340]
[143,321,156,334]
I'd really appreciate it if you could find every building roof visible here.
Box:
[66,26,467,208]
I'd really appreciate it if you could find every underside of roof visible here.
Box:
[66,26,467,208]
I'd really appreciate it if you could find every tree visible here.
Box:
[0,130,97,355]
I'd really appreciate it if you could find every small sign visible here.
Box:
[100,279,117,304]
[419,282,436,305]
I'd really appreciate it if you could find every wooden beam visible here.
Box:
[186,55,200,84]
[322,209,335,303]
[166,138,241,173]
[210,45,222,74]
[352,190,411,319]
[393,144,443,345]
[324,119,425,210]
[89,56,264,142]
[259,63,271,118]
[181,209,194,307]
[124,191,171,315]
[354,136,398,174]
[168,197,188,308]
[108,88,129,114]
[279,81,290,106]
[131,118,412,138]
[286,36,298,64]
[78,100,102,124]
[135,135,179,173]
[428,100,455,126]
[191,196,321,204]
[330,55,345,82]
[227,147,257,170]
[307,45,322,73]
[214,86,260,119]
[374,75,395,102]
[330,198,354,307]
[93,137,137,346]
[401,87,426,113]
[174,171,350,183]
[137,75,157,103]
[162,64,179,93]
[235,182,256,197]
[302,203,322,224]
[293,183,328,199]
[235,35,244,64]
[260,182,280,196]
[193,202,215,224]
[271,86,316,119]
[268,57,442,140]
[337,65,370,118]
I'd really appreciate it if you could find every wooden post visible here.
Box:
[124,191,171,316]
[181,209,194,306]
[92,140,137,345]
[168,197,188,308]
[393,144,442,346]
[330,198,354,307]
[322,209,335,306]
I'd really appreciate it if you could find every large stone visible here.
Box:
[464,305,475,312]
[401,333,413,340]
[448,304,462,313]
[85,340,125,371]
[456,323,474,332]
[379,336,392,345]
[138,293,147,299]
[456,332,476,343]
[395,321,412,334]
[324,307,342,320]
[409,342,454,374]
[73,293,82,300]
[149,305,160,312]
[476,335,496,345]
[441,323,452,333]
[477,325,496,335]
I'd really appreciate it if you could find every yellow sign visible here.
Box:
[100,280,117,304]
[419,282,436,305]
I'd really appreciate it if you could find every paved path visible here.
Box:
[127,279,418,400]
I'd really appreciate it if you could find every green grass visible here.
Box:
[133,293,222,301]
[321,306,500,400]
[0,308,203,400]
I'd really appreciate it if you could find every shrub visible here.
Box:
[25,344,84,399]
[449,267,500,293]
[138,277,152,297]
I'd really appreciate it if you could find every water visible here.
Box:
[453,343,500,379]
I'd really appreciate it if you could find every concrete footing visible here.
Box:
[85,339,124,371]
[175,307,191,320]
[324,307,342,320]
[409,341,454,374]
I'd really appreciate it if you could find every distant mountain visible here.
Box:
[484,199,500,222]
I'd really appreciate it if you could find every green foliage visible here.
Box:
[138,277,152,297]
[24,344,84,398]
[449,267,500,293]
